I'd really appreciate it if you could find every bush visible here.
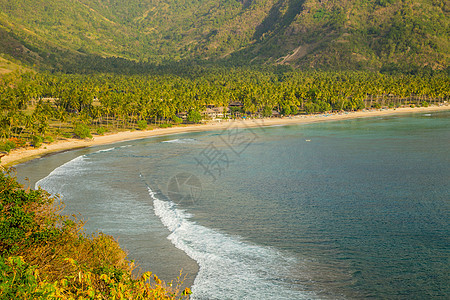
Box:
[73,124,92,139]
[96,127,107,135]
[262,106,273,117]
[31,136,43,148]
[304,102,320,114]
[0,256,191,299]
[186,110,202,123]
[0,138,27,152]
[159,123,172,128]
[421,101,429,107]
[172,116,183,124]
[44,136,54,143]
[137,120,148,130]
[9,138,26,148]
[373,103,382,109]
[0,140,16,152]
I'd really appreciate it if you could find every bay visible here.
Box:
[17,111,450,299]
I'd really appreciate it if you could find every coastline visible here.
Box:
[7,105,450,297]
[2,105,449,167]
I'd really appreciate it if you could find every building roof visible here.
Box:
[229,101,244,107]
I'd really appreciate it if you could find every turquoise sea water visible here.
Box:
[21,111,449,299]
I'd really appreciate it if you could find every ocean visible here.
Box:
[17,111,449,299]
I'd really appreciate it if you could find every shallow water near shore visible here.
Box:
[17,111,449,299]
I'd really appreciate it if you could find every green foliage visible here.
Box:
[159,123,172,128]
[304,102,319,114]
[0,140,16,152]
[172,116,183,125]
[96,126,107,135]
[31,136,43,148]
[0,171,54,255]
[137,120,148,130]
[73,124,92,139]
[377,0,397,7]
[0,138,26,152]
[187,110,202,124]
[262,106,273,117]
[0,256,43,299]
[0,69,448,146]
[0,0,447,71]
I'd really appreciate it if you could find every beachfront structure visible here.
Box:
[202,106,230,120]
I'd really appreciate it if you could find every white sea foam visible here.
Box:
[265,124,287,128]
[93,144,131,154]
[149,188,316,300]
[35,155,88,194]
[95,147,116,153]
[162,138,198,144]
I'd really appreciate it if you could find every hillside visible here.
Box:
[0,0,448,72]
[0,169,191,299]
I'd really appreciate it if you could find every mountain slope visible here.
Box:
[0,0,448,72]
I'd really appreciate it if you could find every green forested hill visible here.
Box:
[0,0,448,72]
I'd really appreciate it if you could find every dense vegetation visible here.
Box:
[0,0,448,72]
[1,1,448,298]
[0,67,448,153]
[0,169,191,299]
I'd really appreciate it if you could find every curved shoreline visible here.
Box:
[7,105,450,295]
[2,105,449,167]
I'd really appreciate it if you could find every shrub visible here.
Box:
[186,110,202,123]
[421,101,429,107]
[137,120,148,130]
[31,136,43,148]
[0,140,16,152]
[373,103,382,109]
[9,137,26,148]
[73,124,92,139]
[172,116,183,124]
[159,123,172,128]
[0,256,191,299]
[262,106,273,117]
[304,102,320,114]
[96,127,107,135]
[44,136,54,143]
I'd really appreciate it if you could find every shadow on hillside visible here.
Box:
[253,0,305,41]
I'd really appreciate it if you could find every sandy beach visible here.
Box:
[2,105,449,167]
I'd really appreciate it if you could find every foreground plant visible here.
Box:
[0,169,191,299]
